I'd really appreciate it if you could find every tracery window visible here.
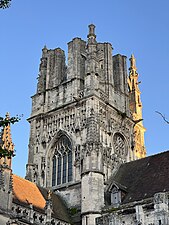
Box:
[52,134,72,186]
[113,133,127,157]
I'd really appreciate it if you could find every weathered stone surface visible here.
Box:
[25,24,146,225]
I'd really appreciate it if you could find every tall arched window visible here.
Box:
[52,134,72,186]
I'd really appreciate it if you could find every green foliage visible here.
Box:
[0,0,11,9]
[0,115,21,128]
[0,147,15,158]
[108,207,118,213]
[69,207,78,215]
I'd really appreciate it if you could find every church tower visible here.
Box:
[26,25,146,225]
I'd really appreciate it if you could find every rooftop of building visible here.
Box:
[12,174,71,223]
[107,150,169,204]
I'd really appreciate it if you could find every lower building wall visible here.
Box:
[82,214,101,225]
[97,193,169,225]
[0,214,9,225]
[57,182,81,208]
[96,206,169,225]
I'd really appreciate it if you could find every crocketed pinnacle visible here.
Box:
[1,113,14,152]
[0,113,14,168]
[87,24,97,44]
[129,54,138,76]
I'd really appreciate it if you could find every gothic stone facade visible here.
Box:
[25,24,146,225]
[1,25,169,225]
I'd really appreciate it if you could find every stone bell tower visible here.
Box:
[26,25,146,225]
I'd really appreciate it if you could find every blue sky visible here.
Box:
[1,0,169,177]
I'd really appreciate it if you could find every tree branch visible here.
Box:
[155,111,169,124]
[0,0,11,9]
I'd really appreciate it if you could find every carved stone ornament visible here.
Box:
[154,192,168,204]
[113,133,127,157]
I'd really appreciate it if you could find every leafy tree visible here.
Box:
[0,116,20,128]
[0,0,11,9]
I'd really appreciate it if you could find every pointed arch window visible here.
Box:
[52,134,72,186]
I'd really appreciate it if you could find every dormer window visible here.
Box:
[111,185,121,206]
[108,182,127,206]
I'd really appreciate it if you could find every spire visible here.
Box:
[128,54,139,92]
[128,55,146,159]
[0,112,14,168]
[42,44,47,51]
[45,189,53,224]
[129,54,137,74]
[128,54,141,113]
[87,24,97,44]
[42,45,48,56]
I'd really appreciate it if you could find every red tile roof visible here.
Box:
[12,175,71,223]
[12,174,46,209]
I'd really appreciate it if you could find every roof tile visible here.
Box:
[12,174,46,209]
